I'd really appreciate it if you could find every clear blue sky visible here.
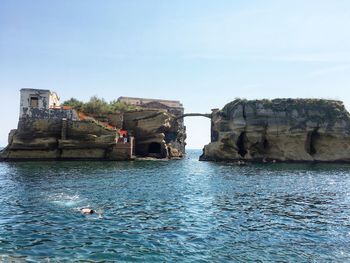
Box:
[1,0,350,148]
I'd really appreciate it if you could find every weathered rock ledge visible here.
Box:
[200,98,350,163]
[0,115,132,161]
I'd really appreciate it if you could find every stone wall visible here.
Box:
[20,108,79,120]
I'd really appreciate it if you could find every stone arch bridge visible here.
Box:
[175,113,212,120]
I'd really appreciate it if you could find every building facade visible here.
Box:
[19,88,61,118]
[117,96,184,116]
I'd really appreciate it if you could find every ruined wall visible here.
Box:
[20,89,51,117]
[16,108,79,139]
[201,99,350,163]
[19,89,62,117]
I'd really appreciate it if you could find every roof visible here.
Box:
[20,88,51,93]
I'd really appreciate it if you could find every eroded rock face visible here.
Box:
[200,99,350,162]
[0,107,186,161]
[0,114,131,161]
[123,109,186,158]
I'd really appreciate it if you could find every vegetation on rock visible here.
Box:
[221,98,350,121]
[62,98,84,111]
[62,96,137,115]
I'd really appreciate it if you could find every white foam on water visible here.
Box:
[50,193,83,207]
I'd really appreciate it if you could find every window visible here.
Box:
[30,97,39,108]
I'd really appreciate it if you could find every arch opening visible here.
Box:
[184,116,211,150]
[262,138,269,150]
[148,142,162,157]
[149,142,161,154]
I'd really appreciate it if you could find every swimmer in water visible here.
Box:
[81,208,95,214]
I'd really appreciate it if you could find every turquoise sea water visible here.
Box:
[0,150,350,262]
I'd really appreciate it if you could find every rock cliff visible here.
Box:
[123,109,186,158]
[0,89,186,161]
[0,109,133,161]
[200,99,350,163]
[0,108,185,161]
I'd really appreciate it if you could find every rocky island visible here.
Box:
[2,90,350,163]
[0,89,186,161]
[201,98,350,163]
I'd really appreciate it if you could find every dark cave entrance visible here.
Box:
[236,132,248,157]
[262,138,269,150]
[148,142,162,155]
[306,129,320,155]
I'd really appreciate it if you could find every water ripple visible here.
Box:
[1,150,350,262]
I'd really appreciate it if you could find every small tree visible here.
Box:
[109,100,137,112]
[62,96,138,115]
[82,96,111,115]
[62,98,84,111]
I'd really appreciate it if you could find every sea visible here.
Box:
[0,149,350,262]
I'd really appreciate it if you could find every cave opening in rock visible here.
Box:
[148,142,161,155]
[236,132,247,157]
[306,129,320,155]
[263,138,269,150]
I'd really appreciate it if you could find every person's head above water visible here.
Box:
[81,208,95,214]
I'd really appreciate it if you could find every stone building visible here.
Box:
[20,88,61,118]
[117,96,184,116]
[19,88,78,121]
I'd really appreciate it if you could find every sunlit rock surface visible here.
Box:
[123,109,186,159]
[0,89,186,161]
[0,108,186,161]
[0,114,130,160]
[200,99,350,162]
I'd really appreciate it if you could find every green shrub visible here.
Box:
[62,97,84,110]
[62,96,138,115]
[81,96,111,115]
[109,100,137,112]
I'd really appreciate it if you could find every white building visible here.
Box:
[19,88,61,117]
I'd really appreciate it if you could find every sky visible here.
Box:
[1,0,350,148]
